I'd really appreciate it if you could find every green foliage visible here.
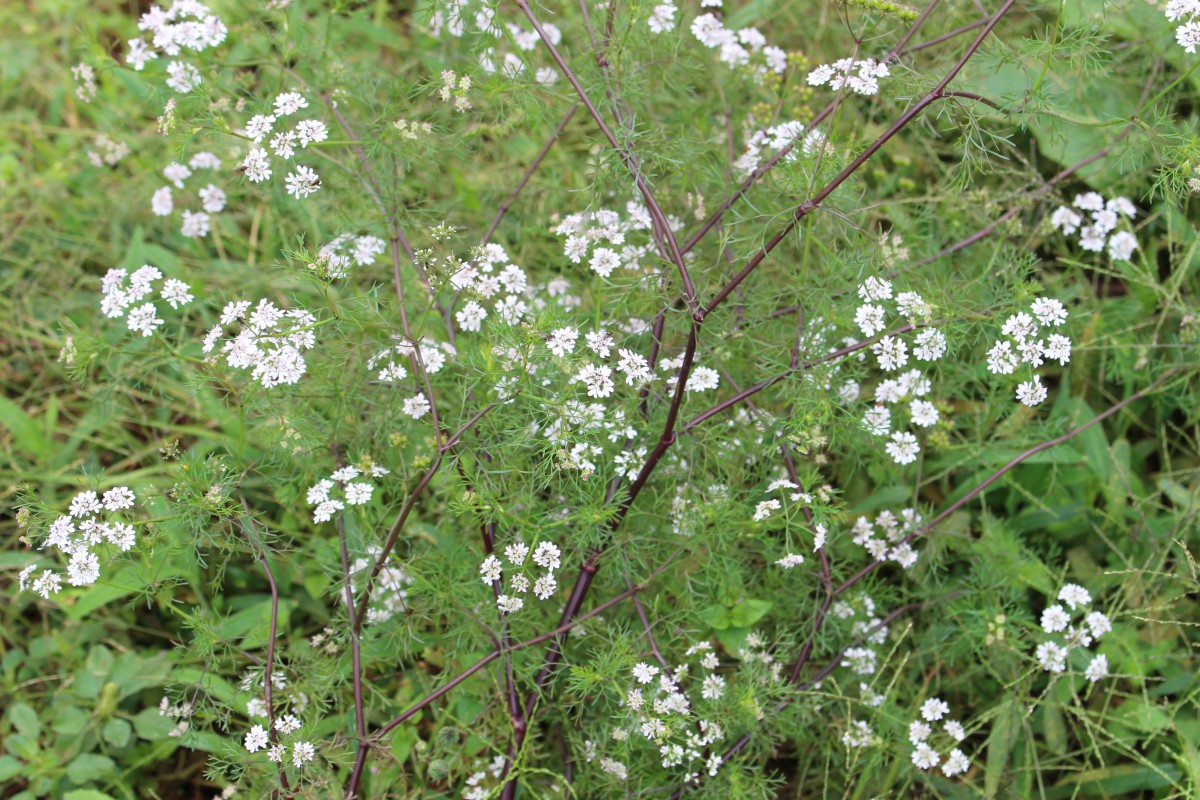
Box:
[2,0,1200,798]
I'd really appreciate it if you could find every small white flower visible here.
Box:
[547,327,578,357]
[986,340,1019,375]
[1040,604,1070,633]
[942,748,970,777]
[1015,375,1048,407]
[1058,583,1091,609]
[101,486,136,511]
[909,400,939,428]
[857,276,893,301]
[274,714,301,734]
[911,742,940,770]
[632,662,660,684]
[863,405,891,436]
[284,165,321,199]
[244,725,269,752]
[753,499,781,521]
[532,541,561,570]
[344,483,374,505]
[776,553,804,568]
[701,674,725,700]
[576,364,615,398]
[920,697,949,722]
[1084,653,1108,682]
[687,366,720,392]
[533,573,557,600]
[160,279,193,309]
[589,247,621,277]
[585,330,614,357]
[885,431,920,465]
[1030,298,1068,327]
[403,394,431,419]
[1036,641,1068,672]
[504,542,529,565]
[199,184,226,213]
[913,329,946,361]
[152,186,173,216]
[647,2,677,33]
[294,120,329,147]
[274,92,309,116]
[245,115,276,143]
[480,555,502,585]
[854,303,887,337]
[1084,611,1111,638]
[291,741,316,768]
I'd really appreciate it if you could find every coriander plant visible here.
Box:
[4,0,1200,798]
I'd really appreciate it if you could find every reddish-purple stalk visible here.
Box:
[831,372,1175,597]
[683,375,1175,785]
[482,105,579,245]
[697,0,1019,321]
[322,2,1141,793]
[336,94,592,792]
[371,547,685,739]
[338,515,370,800]
[514,0,700,313]
[677,0,946,257]
[670,596,955,798]
[237,497,291,796]
[911,126,1134,268]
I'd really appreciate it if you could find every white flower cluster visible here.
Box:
[124,1,227,92]
[620,644,727,782]
[314,233,387,279]
[481,30,561,86]
[986,297,1071,407]
[733,121,826,177]
[350,545,413,626]
[18,486,138,600]
[100,265,193,337]
[426,2,561,86]
[832,593,888,676]
[72,63,97,102]
[807,58,891,96]
[437,68,474,111]
[201,299,318,388]
[851,276,946,464]
[909,697,970,777]
[367,335,454,421]
[306,461,390,524]
[1166,0,1200,53]
[691,13,789,75]
[240,93,328,200]
[86,135,131,168]
[1049,192,1138,261]
[648,2,678,33]
[446,240,549,332]
[850,507,921,569]
[157,696,194,738]
[462,756,510,800]
[842,719,873,748]
[479,539,562,613]
[243,716,317,769]
[555,204,670,280]
[1035,584,1110,682]
[152,152,226,238]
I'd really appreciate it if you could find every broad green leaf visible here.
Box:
[101,717,131,748]
[65,753,115,785]
[985,698,1019,798]
[8,702,40,739]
